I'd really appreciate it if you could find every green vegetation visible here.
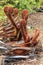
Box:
[0,0,43,22]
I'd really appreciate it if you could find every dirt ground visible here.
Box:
[0,12,43,65]
[27,12,43,47]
